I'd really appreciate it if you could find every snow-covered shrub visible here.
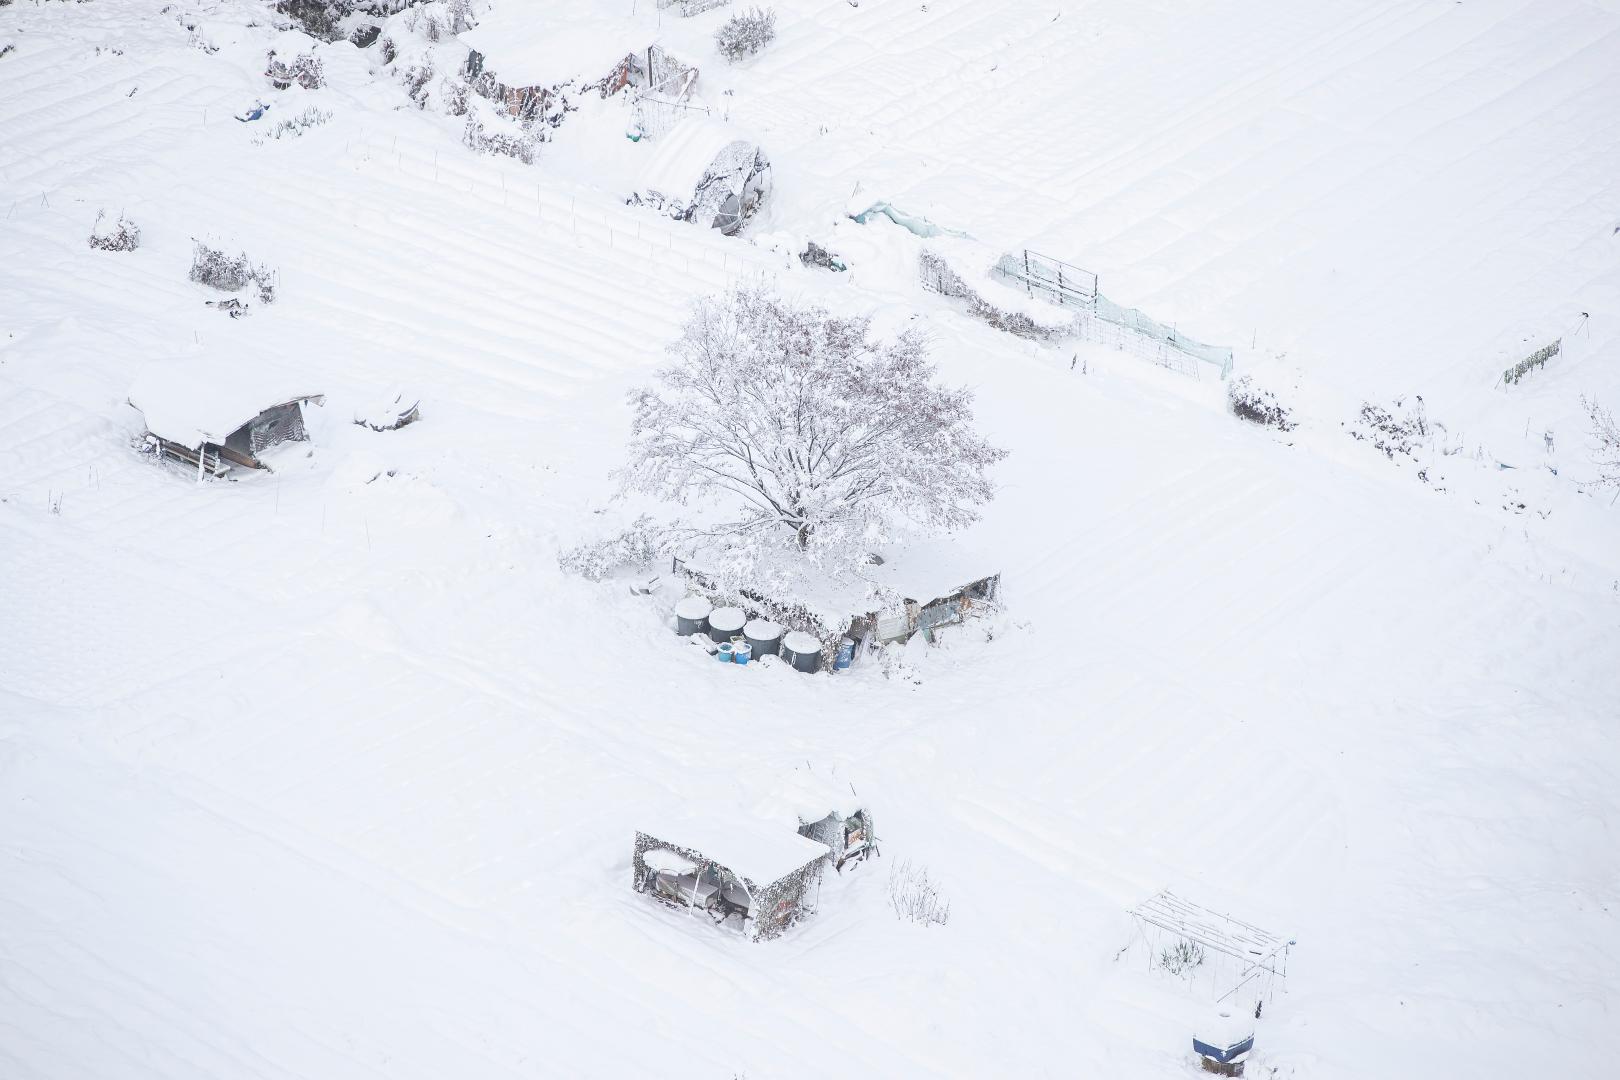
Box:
[88,211,140,252]
[275,0,350,42]
[266,50,325,90]
[1582,395,1620,489]
[462,113,539,163]
[189,242,277,304]
[558,515,666,581]
[714,6,776,62]
[441,77,469,115]
[1227,375,1296,431]
[403,3,452,43]
[1347,396,1428,460]
[622,284,1007,571]
[919,249,1066,341]
[888,860,949,927]
[660,0,732,14]
[444,0,476,33]
[1159,939,1205,976]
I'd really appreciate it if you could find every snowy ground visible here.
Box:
[2,2,1618,1078]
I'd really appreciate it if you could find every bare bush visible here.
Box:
[1347,396,1428,460]
[462,115,539,163]
[88,211,140,252]
[715,7,776,62]
[189,242,277,304]
[1159,939,1206,976]
[252,106,333,143]
[1227,375,1295,431]
[266,50,325,90]
[1583,395,1620,489]
[888,860,949,927]
[276,0,351,42]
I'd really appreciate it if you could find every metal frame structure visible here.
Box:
[1128,890,1294,1005]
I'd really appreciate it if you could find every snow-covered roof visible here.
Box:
[641,847,697,875]
[128,357,322,451]
[460,0,654,86]
[760,768,866,827]
[641,119,758,201]
[859,540,996,603]
[640,815,830,885]
[678,538,993,628]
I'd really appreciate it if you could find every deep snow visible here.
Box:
[1,2,1618,1079]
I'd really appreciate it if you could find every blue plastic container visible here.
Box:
[834,637,855,671]
[733,642,753,665]
[716,642,734,662]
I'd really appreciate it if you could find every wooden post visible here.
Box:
[1023,249,1032,297]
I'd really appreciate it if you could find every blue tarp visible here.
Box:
[1193,1034,1254,1064]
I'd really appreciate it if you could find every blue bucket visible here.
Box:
[716,642,734,662]
[733,642,753,665]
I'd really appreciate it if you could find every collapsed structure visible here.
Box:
[773,771,877,871]
[633,819,830,941]
[632,119,770,234]
[128,358,323,478]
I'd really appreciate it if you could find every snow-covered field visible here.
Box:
[2,1,1618,1077]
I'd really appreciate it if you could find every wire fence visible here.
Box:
[993,247,1233,378]
[633,45,709,140]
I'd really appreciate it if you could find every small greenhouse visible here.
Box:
[128,358,323,478]
[633,818,830,941]
[632,119,770,234]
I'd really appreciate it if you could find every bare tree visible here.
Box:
[623,285,1006,569]
[1584,395,1620,488]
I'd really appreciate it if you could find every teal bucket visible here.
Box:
[716,642,734,661]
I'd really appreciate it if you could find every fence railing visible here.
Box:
[992,247,1233,378]
[634,45,708,140]
[992,250,1096,310]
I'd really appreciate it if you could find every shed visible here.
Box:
[633,818,830,941]
[856,540,1001,647]
[768,770,877,871]
[634,119,770,234]
[672,539,1000,668]
[129,358,323,478]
